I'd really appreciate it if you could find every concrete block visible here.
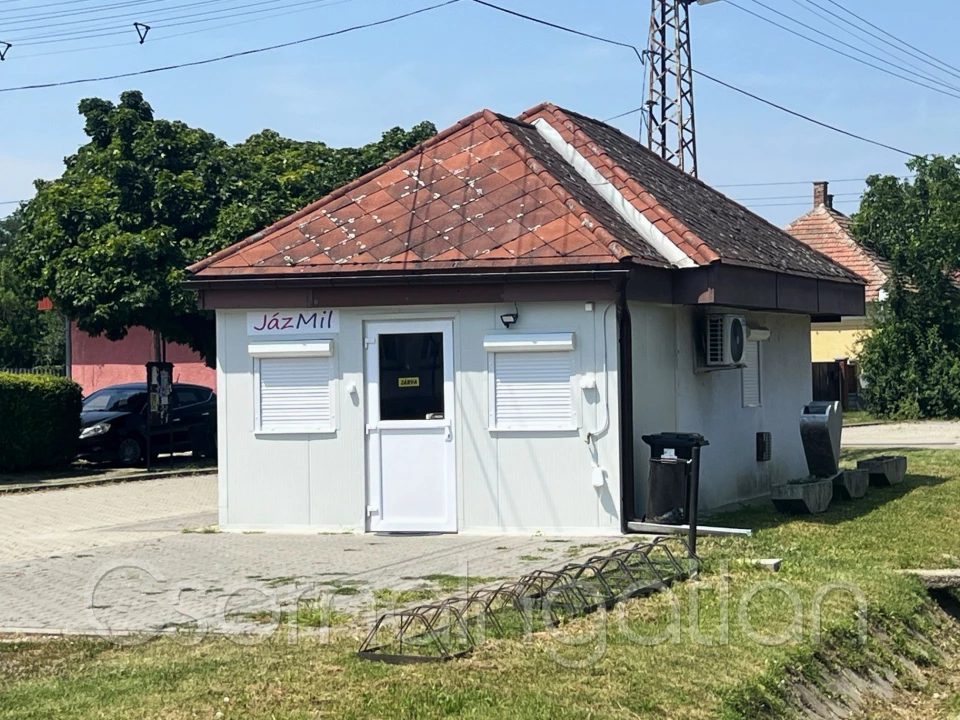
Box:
[771,478,834,514]
[834,469,869,500]
[857,456,907,487]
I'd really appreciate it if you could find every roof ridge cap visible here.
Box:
[557,106,852,269]
[486,111,632,262]
[186,110,489,275]
[541,105,718,265]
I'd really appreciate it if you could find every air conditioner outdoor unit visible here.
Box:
[706,314,746,366]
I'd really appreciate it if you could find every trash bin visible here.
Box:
[641,432,709,555]
[799,401,842,478]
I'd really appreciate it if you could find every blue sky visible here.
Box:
[1,0,957,226]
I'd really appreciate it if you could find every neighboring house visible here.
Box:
[786,182,889,406]
[185,104,864,535]
[68,324,215,396]
[36,299,215,395]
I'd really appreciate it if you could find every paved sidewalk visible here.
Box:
[843,421,960,449]
[0,476,628,638]
[0,460,215,493]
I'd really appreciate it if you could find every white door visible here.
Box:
[365,320,456,533]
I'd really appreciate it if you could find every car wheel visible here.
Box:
[117,437,144,466]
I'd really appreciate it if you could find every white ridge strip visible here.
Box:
[531,117,696,269]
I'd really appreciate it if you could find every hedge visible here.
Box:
[0,373,82,473]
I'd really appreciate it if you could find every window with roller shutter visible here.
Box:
[256,356,335,433]
[486,339,577,431]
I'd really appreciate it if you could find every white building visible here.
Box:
[185,104,864,535]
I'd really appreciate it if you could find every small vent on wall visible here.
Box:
[707,315,724,365]
[756,432,772,462]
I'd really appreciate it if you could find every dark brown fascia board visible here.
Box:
[187,261,865,316]
[628,263,866,316]
[190,268,628,310]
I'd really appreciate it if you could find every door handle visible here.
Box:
[366,424,378,435]
[444,425,452,441]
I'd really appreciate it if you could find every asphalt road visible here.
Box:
[842,421,960,449]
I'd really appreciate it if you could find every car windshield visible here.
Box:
[83,389,147,413]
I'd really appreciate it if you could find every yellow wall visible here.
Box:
[810,318,870,362]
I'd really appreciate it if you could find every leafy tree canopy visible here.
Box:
[853,155,960,418]
[16,91,435,362]
[0,210,64,368]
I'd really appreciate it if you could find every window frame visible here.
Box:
[250,340,338,436]
[485,333,579,433]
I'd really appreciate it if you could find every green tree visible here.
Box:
[17,91,434,363]
[0,210,64,368]
[853,155,960,418]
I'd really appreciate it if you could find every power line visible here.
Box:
[603,107,643,123]
[715,175,915,188]
[820,0,960,80]
[729,0,960,101]
[0,0,461,92]
[471,0,919,158]
[788,0,960,86]
[693,69,918,157]
[470,0,643,63]
[8,0,337,46]
[0,0,195,27]
[749,0,960,93]
[6,0,359,59]
[746,199,859,208]
[733,192,862,202]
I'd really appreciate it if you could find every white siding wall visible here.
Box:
[217,300,620,534]
[629,303,812,515]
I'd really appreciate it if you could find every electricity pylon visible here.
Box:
[647,0,717,177]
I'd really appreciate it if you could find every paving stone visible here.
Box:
[0,476,630,638]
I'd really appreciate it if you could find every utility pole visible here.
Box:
[647,0,718,177]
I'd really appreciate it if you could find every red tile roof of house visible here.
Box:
[188,104,860,285]
[785,205,888,302]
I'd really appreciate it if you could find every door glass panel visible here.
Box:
[378,332,444,421]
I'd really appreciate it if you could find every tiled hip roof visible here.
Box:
[188,103,862,288]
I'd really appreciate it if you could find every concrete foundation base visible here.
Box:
[771,477,834,514]
[858,456,907,487]
[834,469,869,500]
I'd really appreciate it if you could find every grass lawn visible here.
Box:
[2,450,960,719]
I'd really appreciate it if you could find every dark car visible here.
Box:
[78,383,217,466]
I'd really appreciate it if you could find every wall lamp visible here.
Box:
[500,305,519,329]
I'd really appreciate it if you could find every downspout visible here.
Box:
[616,279,636,532]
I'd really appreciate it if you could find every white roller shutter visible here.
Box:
[491,351,575,430]
[742,341,761,408]
[258,356,334,432]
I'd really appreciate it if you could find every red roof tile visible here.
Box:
[189,110,647,279]
[785,206,888,301]
[189,104,861,286]
[518,104,859,282]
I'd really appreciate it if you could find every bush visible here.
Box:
[0,372,82,472]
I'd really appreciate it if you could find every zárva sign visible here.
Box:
[247,310,339,336]
[398,377,420,388]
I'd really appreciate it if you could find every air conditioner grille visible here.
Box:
[707,315,724,365]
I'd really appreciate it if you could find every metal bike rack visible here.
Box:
[357,536,698,663]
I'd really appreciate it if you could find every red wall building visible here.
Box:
[70,323,215,396]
